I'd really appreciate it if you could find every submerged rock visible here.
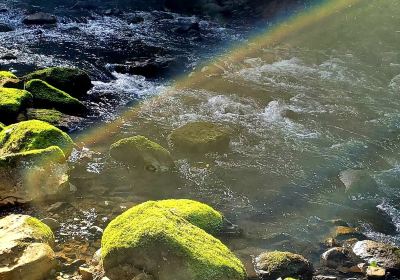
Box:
[101,200,246,280]
[25,79,86,115]
[0,214,56,280]
[22,12,57,25]
[0,120,74,157]
[169,121,231,154]
[255,251,313,280]
[338,169,378,195]
[332,226,366,242]
[0,87,32,123]
[25,67,92,97]
[110,136,174,172]
[0,23,13,32]
[353,240,400,271]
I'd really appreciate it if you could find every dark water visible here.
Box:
[2,0,400,274]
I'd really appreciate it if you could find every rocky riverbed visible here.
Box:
[1,0,400,280]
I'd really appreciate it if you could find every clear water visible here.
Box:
[2,0,400,272]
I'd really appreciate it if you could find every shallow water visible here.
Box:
[2,0,400,274]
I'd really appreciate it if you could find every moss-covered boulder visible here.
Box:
[0,71,24,89]
[254,251,313,280]
[101,201,246,280]
[110,136,174,172]
[25,67,92,97]
[0,88,32,123]
[0,214,56,280]
[25,79,86,115]
[0,120,74,157]
[155,199,224,234]
[169,122,231,154]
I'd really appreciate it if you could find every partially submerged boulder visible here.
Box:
[155,199,224,235]
[353,240,400,271]
[254,251,313,280]
[25,67,92,97]
[110,136,174,172]
[338,169,378,194]
[169,121,231,154]
[101,201,246,280]
[22,108,85,132]
[22,12,57,25]
[0,214,56,280]
[0,88,32,123]
[25,79,86,115]
[0,120,74,157]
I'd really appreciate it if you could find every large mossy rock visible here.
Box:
[0,214,56,280]
[169,122,230,154]
[110,136,174,172]
[101,201,246,280]
[254,251,313,280]
[25,79,86,115]
[0,120,74,157]
[353,240,400,271]
[25,67,92,97]
[0,88,32,123]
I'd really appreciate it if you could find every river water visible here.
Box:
[1,0,400,273]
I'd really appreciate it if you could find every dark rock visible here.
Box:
[128,15,145,24]
[110,57,176,78]
[23,12,57,25]
[0,23,13,32]
[173,21,200,34]
[41,217,61,231]
[1,53,17,60]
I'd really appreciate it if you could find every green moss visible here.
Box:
[0,120,74,157]
[24,67,92,97]
[0,146,66,168]
[0,88,32,120]
[256,251,313,280]
[169,121,231,153]
[25,79,86,115]
[102,201,246,280]
[0,71,17,79]
[24,216,55,246]
[110,136,174,172]
[0,123,4,131]
[156,199,224,234]
[26,108,63,124]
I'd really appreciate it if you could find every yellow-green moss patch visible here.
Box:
[0,120,74,157]
[0,88,32,122]
[25,79,86,115]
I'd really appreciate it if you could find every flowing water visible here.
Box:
[2,0,400,273]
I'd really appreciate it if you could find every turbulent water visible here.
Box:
[2,0,400,272]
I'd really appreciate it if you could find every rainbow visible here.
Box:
[75,0,362,147]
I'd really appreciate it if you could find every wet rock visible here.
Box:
[111,57,177,78]
[128,15,145,24]
[25,67,92,98]
[332,226,366,242]
[47,201,68,212]
[110,136,175,172]
[353,240,400,271]
[0,23,13,32]
[0,214,56,280]
[23,12,57,25]
[321,247,361,270]
[255,251,313,280]
[25,79,86,115]
[21,108,85,132]
[312,276,337,280]
[0,87,32,123]
[133,273,154,280]
[41,217,61,231]
[104,8,122,16]
[79,266,94,280]
[169,121,231,154]
[89,225,103,237]
[338,169,378,194]
[172,21,200,34]
[1,53,17,60]
[101,201,246,280]
[366,266,386,279]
